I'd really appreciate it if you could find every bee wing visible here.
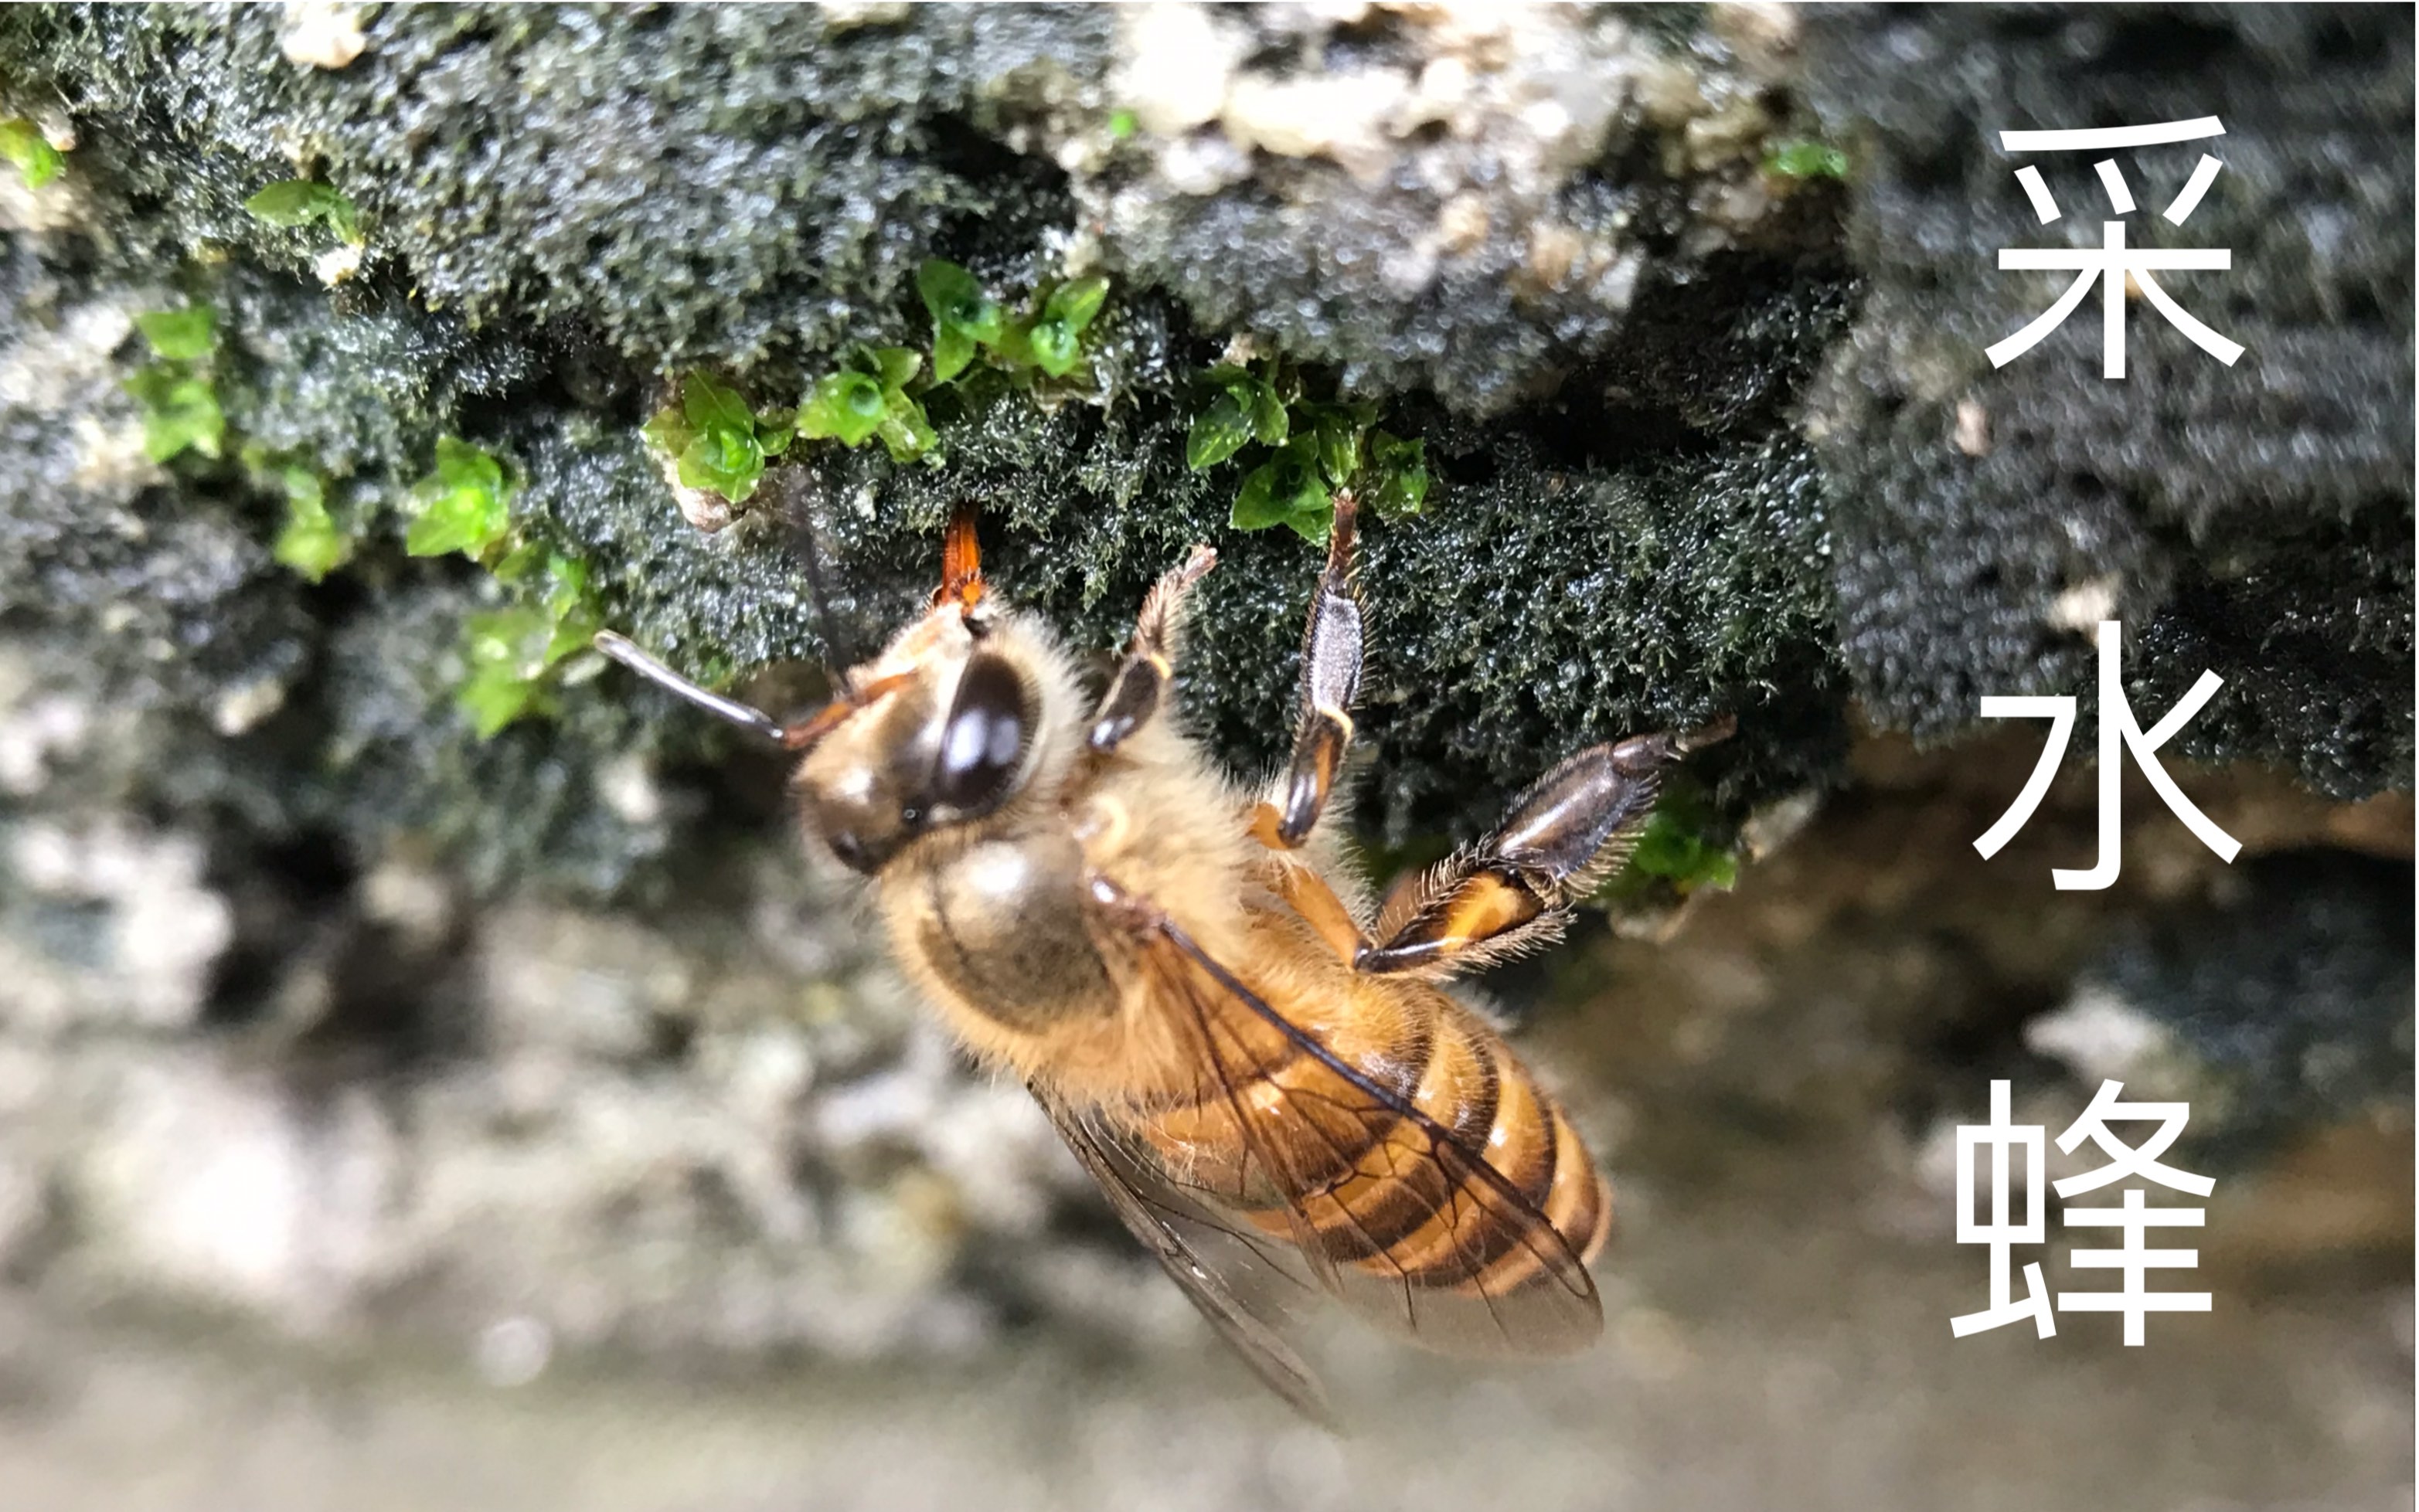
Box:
[1125,914,1604,1360]
[1037,1092,1336,1426]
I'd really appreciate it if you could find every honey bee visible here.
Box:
[595,494,1728,1419]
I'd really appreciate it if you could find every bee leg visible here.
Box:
[1088,544,1219,753]
[1264,853,1371,965]
[1355,718,1734,977]
[1255,491,1363,849]
[1234,495,1367,964]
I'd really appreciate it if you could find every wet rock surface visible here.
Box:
[1801,3,2414,797]
[1,5,2401,881]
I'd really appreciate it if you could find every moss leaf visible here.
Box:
[1026,315,1080,377]
[1765,140,1849,180]
[865,345,924,392]
[876,389,938,464]
[1045,275,1109,334]
[0,119,63,189]
[641,403,696,460]
[918,258,1004,376]
[406,437,514,558]
[271,469,349,582]
[1366,430,1431,518]
[799,370,890,447]
[1186,386,1255,471]
[121,365,225,462]
[1624,799,1741,893]
[456,554,600,737]
[675,426,766,503]
[538,555,603,665]
[1233,440,1332,541]
[681,370,754,433]
[756,409,795,456]
[1249,380,1290,445]
[243,179,362,243]
[134,306,216,362]
[1304,402,1366,486]
[644,374,791,504]
[458,607,553,737]
[931,322,977,385]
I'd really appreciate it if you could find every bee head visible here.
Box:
[795,605,1070,874]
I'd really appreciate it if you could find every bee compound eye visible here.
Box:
[932,650,1032,816]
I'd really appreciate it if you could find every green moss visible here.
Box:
[458,552,604,737]
[404,437,515,560]
[914,264,1112,387]
[0,116,61,187]
[0,2,1859,899]
[133,306,216,361]
[1764,140,1849,180]
[1187,364,1288,469]
[123,306,226,463]
[996,277,1106,379]
[121,365,224,462]
[243,178,363,243]
[801,347,936,464]
[1363,430,1429,519]
[1023,275,1107,379]
[641,371,795,506]
[1594,781,1740,910]
[1625,807,1740,893]
[269,467,349,582]
[0,0,2393,938]
[917,260,1007,385]
[1232,440,1332,542]
[1190,361,1431,539]
[0,6,1106,362]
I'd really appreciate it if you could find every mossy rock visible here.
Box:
[0,3,2401,904]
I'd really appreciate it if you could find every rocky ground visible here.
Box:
[0,4,2407,1508]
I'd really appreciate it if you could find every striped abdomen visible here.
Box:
[1134,959,1611,1300]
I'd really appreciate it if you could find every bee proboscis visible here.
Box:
[596,494,1729,1420]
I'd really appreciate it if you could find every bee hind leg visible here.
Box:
[1355,719,1733,978]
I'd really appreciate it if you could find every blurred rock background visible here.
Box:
[0,5,2408,1510]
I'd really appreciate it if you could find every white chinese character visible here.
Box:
[2052,1080,2214,1345]
[1972,620,2242,889]
[1951,1080,2057,1338]
[2058,1189,2212,1346]
[2051,1079,2217,1200]
[1989,116,2245,379]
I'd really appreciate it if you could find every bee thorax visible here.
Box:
[894,824,1117,1032]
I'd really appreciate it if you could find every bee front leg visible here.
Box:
[1356,718,1735,979]
[1087,544,1218,753]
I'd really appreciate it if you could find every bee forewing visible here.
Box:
[1040,1095,1335,1425]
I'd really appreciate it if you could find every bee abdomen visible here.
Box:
[1214,999,1609,1296]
